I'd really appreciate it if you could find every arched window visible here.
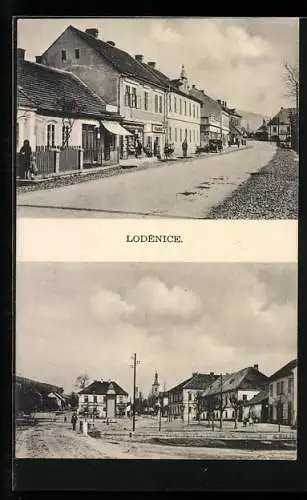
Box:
[47,123,55,148]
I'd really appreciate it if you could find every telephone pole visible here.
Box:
[130,353,140,432]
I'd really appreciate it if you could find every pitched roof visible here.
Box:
[66,26,167,90]
[168,373,217,393]
[269,359,297,382]
[17,86,37,108]
[17,59,118,119]
[189,87,222,119]
[267,108,296,126]
[203,366,268,396]
[15,375,63,395]
[79,380,128,396]
[242,389,269,406]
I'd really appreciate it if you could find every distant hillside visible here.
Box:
[237,110,270,133]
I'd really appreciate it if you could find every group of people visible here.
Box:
[18,139,37,179]
[70,412,89,435]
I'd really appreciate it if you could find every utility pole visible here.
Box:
[219,373,223,431]
[130,353,140,432]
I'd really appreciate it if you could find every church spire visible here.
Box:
[154,371,159,385]
[180,64,187,80]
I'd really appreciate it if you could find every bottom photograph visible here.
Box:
[15,262,297,460]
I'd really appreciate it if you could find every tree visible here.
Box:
[194,391,204,423]
[229,394,243,429]
[55,97,85,148]
[74,373,90,391]
[283,62,299,152]
[67,392,79,410]
[272,394,287,432]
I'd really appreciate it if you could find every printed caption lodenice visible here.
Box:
[126,234,183,243]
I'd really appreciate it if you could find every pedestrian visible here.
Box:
[236,137,240,148]
[153,138,160,157]
[182,138,188,157]
[19,139,32,179]
[64,415,67,423]
[71,412,78,431]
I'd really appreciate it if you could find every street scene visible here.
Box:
[16,18,299,219]
[15,263,297,460]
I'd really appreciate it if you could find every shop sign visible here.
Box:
[152,124,165,133]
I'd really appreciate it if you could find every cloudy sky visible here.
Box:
[16,263,297,396]
[17,17,299,115]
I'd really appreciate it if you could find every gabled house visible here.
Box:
[17,48,129,176]
[15,375,65,413]
[267,107,296,146]
[254,119,269,141]
[202,364,268,422]
[189,87,223,147]
[242,388,269,422]
[268,359,297,427]
[168,372,218,422]
[37,25,171,160]
[78,379,128,419]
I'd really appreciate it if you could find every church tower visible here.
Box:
[152,371,160,396]
[179,64,189,93]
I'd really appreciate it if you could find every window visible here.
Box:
[242,394,248,401]
[84,395,88,403]
[132,87,137,108]
[169,127,172,141]
[193,129,195,142]
[125,85,131,106]
[287,125,290,133]
[270,384,273,396]
[61,50,66,61]
[273,126,277,133]
[47,123,55,147]
[280,381,284,394]
[119,396,123,403]
[288,378,292,393]
[159,95,163,113]
[232,411,235,418]
[144,91,149,111]
[193,104,195,118]
[155,95,159,113]
[185,128,187,140]
[93,395,97,403]
[180,128,182,142]
[179,99,182,114]
[75,49,80,59]
[225,411,228,419]
[62,124,70,147]
[169,95,172,112]
[189,102,191,116]
[175,128,178,142]
[189,129,191,142]
[174,97,177,113]
[188,392,192,401]
[184,101,187,115]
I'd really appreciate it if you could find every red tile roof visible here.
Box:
[17,59,120,119]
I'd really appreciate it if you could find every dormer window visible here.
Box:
[75,49,80,59]
[61,50,66,61]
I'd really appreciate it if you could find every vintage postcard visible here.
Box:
[13,16,300,491]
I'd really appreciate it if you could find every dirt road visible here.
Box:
[15,421,296,460]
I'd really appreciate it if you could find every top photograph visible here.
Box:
[15,17,299,219]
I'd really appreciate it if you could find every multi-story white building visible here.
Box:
[168,372,217,422]
[37,25,169,160]
[267,107,296,146]
[202,365,268,422]
[268,359,297,427]
[140,63,202,157]
[78,379,128,418]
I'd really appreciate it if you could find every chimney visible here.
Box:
[192,372,199,377]
[224,101,227,108]
[209,372,215,377]
[85,28,99,38]
[135,54,144,62]
[253,364,259,371]
[106,41,115,47]
[192,84,195,88]
[17,48,25,62]
[148,61,156,69]
[217,99,222,105]
[35,55,43,63]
